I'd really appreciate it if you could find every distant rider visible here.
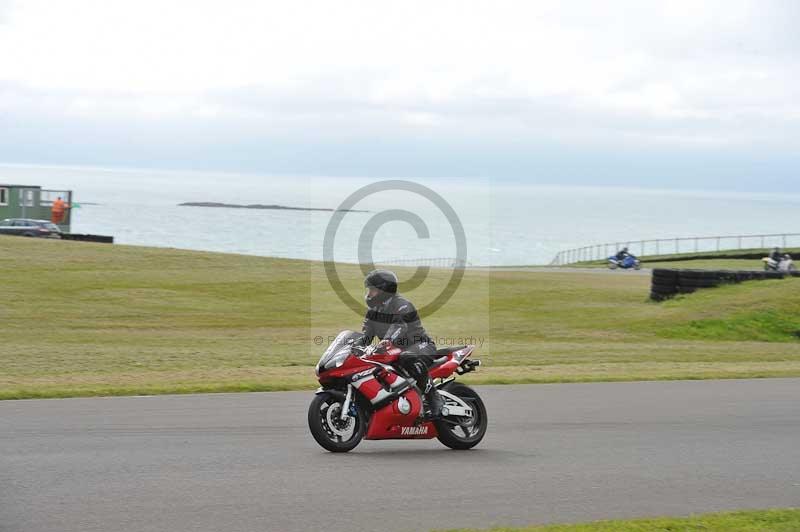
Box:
[361,269,444,419]
[770,247,782,263]
[615,247,631,261]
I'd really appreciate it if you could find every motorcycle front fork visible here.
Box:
[340,385,354,421]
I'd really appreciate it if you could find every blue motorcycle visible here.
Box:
[608,255,641,270]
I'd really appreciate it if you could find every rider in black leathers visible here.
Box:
[615,247,631,261]
[770,247,782,263]
[361,269,443,418]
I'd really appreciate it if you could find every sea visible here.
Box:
[2,163,800,266]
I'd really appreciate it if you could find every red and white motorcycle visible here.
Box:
[308,331,487,452]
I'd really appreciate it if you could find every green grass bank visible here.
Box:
[2,236,799,399]
[436,508,800,532]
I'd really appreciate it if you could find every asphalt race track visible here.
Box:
[3,379,800,532]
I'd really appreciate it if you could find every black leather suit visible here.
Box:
[362,294,437,391]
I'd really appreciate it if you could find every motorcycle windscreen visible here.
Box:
[317,330,365,371]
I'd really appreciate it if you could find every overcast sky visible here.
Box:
[1,0,798,191]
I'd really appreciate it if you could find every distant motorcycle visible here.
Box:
[608,255,641,270]
[763,254,796,272]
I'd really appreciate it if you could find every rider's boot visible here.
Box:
[423,383,444,420]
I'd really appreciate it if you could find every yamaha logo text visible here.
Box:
[401,426,429,436]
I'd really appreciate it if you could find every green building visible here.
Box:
[0,184,73,232]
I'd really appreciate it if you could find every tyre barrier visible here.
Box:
[646,250,800,263]
[650,268,790,301]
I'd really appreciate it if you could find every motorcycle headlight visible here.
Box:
[316,346,350,374]
[324,348,350,369]
[316,330,364,375]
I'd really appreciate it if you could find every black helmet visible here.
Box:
[364,269,398,308]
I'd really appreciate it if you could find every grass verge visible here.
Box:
[436,508,800,531]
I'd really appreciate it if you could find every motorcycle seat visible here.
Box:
[435,345,467,356]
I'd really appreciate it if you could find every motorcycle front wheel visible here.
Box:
[435,383,487,450]
[308,392,365,452]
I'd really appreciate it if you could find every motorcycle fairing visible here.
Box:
[364,387,438,440]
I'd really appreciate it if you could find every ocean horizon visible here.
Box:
[2,162,800,266]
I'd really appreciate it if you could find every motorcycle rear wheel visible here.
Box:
[435,383,487,450]
[308,392,365,452]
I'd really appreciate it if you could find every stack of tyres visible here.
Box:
[745,271,785,280]
[677,270,727,294]
[734,271,757,282]
[650,269,679,301]
[650,268,788,302]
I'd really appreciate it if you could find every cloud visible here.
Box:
[0,0,799,189]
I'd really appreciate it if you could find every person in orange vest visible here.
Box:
[51,196,68,224]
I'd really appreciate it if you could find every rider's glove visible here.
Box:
[376,339,393,352]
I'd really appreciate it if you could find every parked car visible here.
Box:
[0,218,63,238]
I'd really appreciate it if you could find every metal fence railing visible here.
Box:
[375,257,472,268]
[550,233,800,266]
